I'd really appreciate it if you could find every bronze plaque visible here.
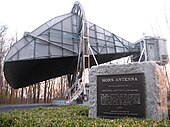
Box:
[97,73,145,119]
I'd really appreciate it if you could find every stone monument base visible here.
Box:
[89,62,168,120]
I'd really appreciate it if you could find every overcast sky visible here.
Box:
[1,0,170,45]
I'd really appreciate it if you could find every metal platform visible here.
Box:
[4,2,139,89]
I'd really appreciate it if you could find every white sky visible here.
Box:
[0,0,170,46]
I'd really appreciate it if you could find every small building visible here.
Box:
[132,36,169,65]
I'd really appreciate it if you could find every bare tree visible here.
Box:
[28,85,33,103]
[10,87,14,103]
[44,81,47,103]
[20,87,24,103]
[46,81,49,103]
[0,25,7,103]
[37,82,40,103]
[164,0,170,34]
[33,84,36,103]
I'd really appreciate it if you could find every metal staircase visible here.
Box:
[66,79,84,104]
[67,18,91,104]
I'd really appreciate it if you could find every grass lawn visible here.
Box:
[0,105,170,127]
